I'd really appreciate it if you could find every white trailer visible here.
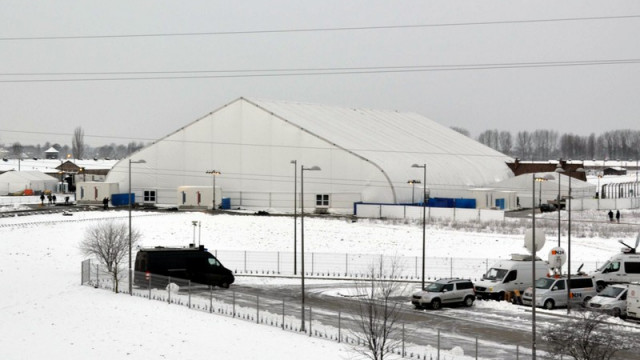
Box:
[76,182,119,204]
[177,186,221,210]
[627,283,640,321]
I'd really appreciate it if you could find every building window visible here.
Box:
[143,190,156,203]
[316,194,329,207]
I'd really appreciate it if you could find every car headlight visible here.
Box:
[600,303,613,309]
[488,287,493,292]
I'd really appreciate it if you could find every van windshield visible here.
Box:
[484,268,508,281]
[208,257,221,267]
[535,278,556,289]
[599,286,625,298]
[596,261,611,272]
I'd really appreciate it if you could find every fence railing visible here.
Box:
[209,250,601,281]
[81,259,575,360]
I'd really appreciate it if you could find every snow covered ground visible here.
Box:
[1,207,638,359]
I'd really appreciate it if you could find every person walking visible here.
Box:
[608,210,614,222]
[40,193,45,206]
[102,197,109,210]
[616,210,621,223]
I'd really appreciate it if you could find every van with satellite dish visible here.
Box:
[590,234,640,292]
[522,273,597,310]
[474,254,549,301]
[134,244,235,288]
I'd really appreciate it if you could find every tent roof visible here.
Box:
[244,98,514,190]
[0,171,57,183]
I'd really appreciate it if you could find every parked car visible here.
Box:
[411,278,476,310]
[134,244,235,288]
[539,204,556,213]
[522,275,597,310]
[587,284,628,318]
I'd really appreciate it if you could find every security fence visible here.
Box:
[209,250,601,281]
[81,259,588,360]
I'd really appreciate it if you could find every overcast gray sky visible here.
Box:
[2,0,640,147]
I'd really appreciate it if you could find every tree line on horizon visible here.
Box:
[452,127,640,162]
[2,127,145,161]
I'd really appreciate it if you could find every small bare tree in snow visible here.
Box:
[543,308,637,360]
[79,221,141,293]
[349,257,407,360]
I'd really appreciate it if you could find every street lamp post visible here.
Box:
[555,164,565,247]
[407,179,421,204]
[411,164,427,290]
[566,168,585,314]
[291,160,298,275]
[300,164,320,332]
[206,170,221,210]
[597,173,603,210]
[128,159,146,296]
[531,173,552,360]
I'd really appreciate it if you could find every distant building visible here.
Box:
[44,147,59,159]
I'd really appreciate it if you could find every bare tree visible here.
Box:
[79,221,141,293]
[72,126,85,159]
[498,131,513,155]
[515,131,533,160]
[543,309,637,360]
[10,142,23,158]
[349,257,406,360]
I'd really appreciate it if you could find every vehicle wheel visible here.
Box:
[596,282,607,292]
[219,282,230,289]
[543,299,555,310]
[431,299,442,310]
[464,296,474,307]
[582,296,592,307]
[497,292,505,301]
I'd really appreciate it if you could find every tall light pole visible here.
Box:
[597,173,603,210]
[300,164,320,332]
[291,160,298,275]
[566,167,585,314]
[129,159,146,295]
[555,163,565,247]
[531,173,552,360]
[206,170,221,210]
[407,179,421,204]
[411,163,427,290]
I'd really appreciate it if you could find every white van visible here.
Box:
[522,275,597,310]
[587,284,628,318]
[590,253,640,292]
[474,254,549,301]
[627,283,640,321]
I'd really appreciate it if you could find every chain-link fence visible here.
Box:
[209,250,601,281]
[80,259,591,360]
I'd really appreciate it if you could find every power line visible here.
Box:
[1,58,638,83]
[2,14,639,41]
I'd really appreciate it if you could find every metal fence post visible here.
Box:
[282,299,285,329]
[256,295,260,323]
[437,329,440,360]
[95,264,99,286]
[450,257,453,278]
[338,311,341,343]
[148,275,151,300]
[345,254,348,276]
[233,291,236,317]
[475,337,478,360]
[277,251,280,274]
[244,251,247,273]
[516,345,519,360]
[168,276,171,304]
[402,323,405,357]
[209,286,213,313]
[312,253,314,275]
[415,256,418,278]
[309,306,312,336]
[188,280,191,309]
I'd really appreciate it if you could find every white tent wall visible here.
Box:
[105,98,514,212]
[0,171,58,195]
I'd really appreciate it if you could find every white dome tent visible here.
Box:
[105,98,513,212]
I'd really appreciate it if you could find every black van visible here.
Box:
[134,245,235,288]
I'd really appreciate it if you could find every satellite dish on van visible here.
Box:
[524,228,546,253]
[548,247,567,272]
[618,233,640,254]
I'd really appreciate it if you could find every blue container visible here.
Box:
[221,197,231,210]
[455,198,477,209]
[111,193,134,206]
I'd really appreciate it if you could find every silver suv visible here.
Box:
[411,278,476,310]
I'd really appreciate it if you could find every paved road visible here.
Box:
[174,279,640,360]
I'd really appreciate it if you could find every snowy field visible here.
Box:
[1,206,639,359]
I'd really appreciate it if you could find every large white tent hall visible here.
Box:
[105,98,514,213]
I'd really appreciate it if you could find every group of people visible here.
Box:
[39,193,56,205]
[608,209,621,223]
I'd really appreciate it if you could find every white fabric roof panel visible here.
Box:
[106,97,514,208]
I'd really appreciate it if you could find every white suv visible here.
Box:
[411,278,476,310]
